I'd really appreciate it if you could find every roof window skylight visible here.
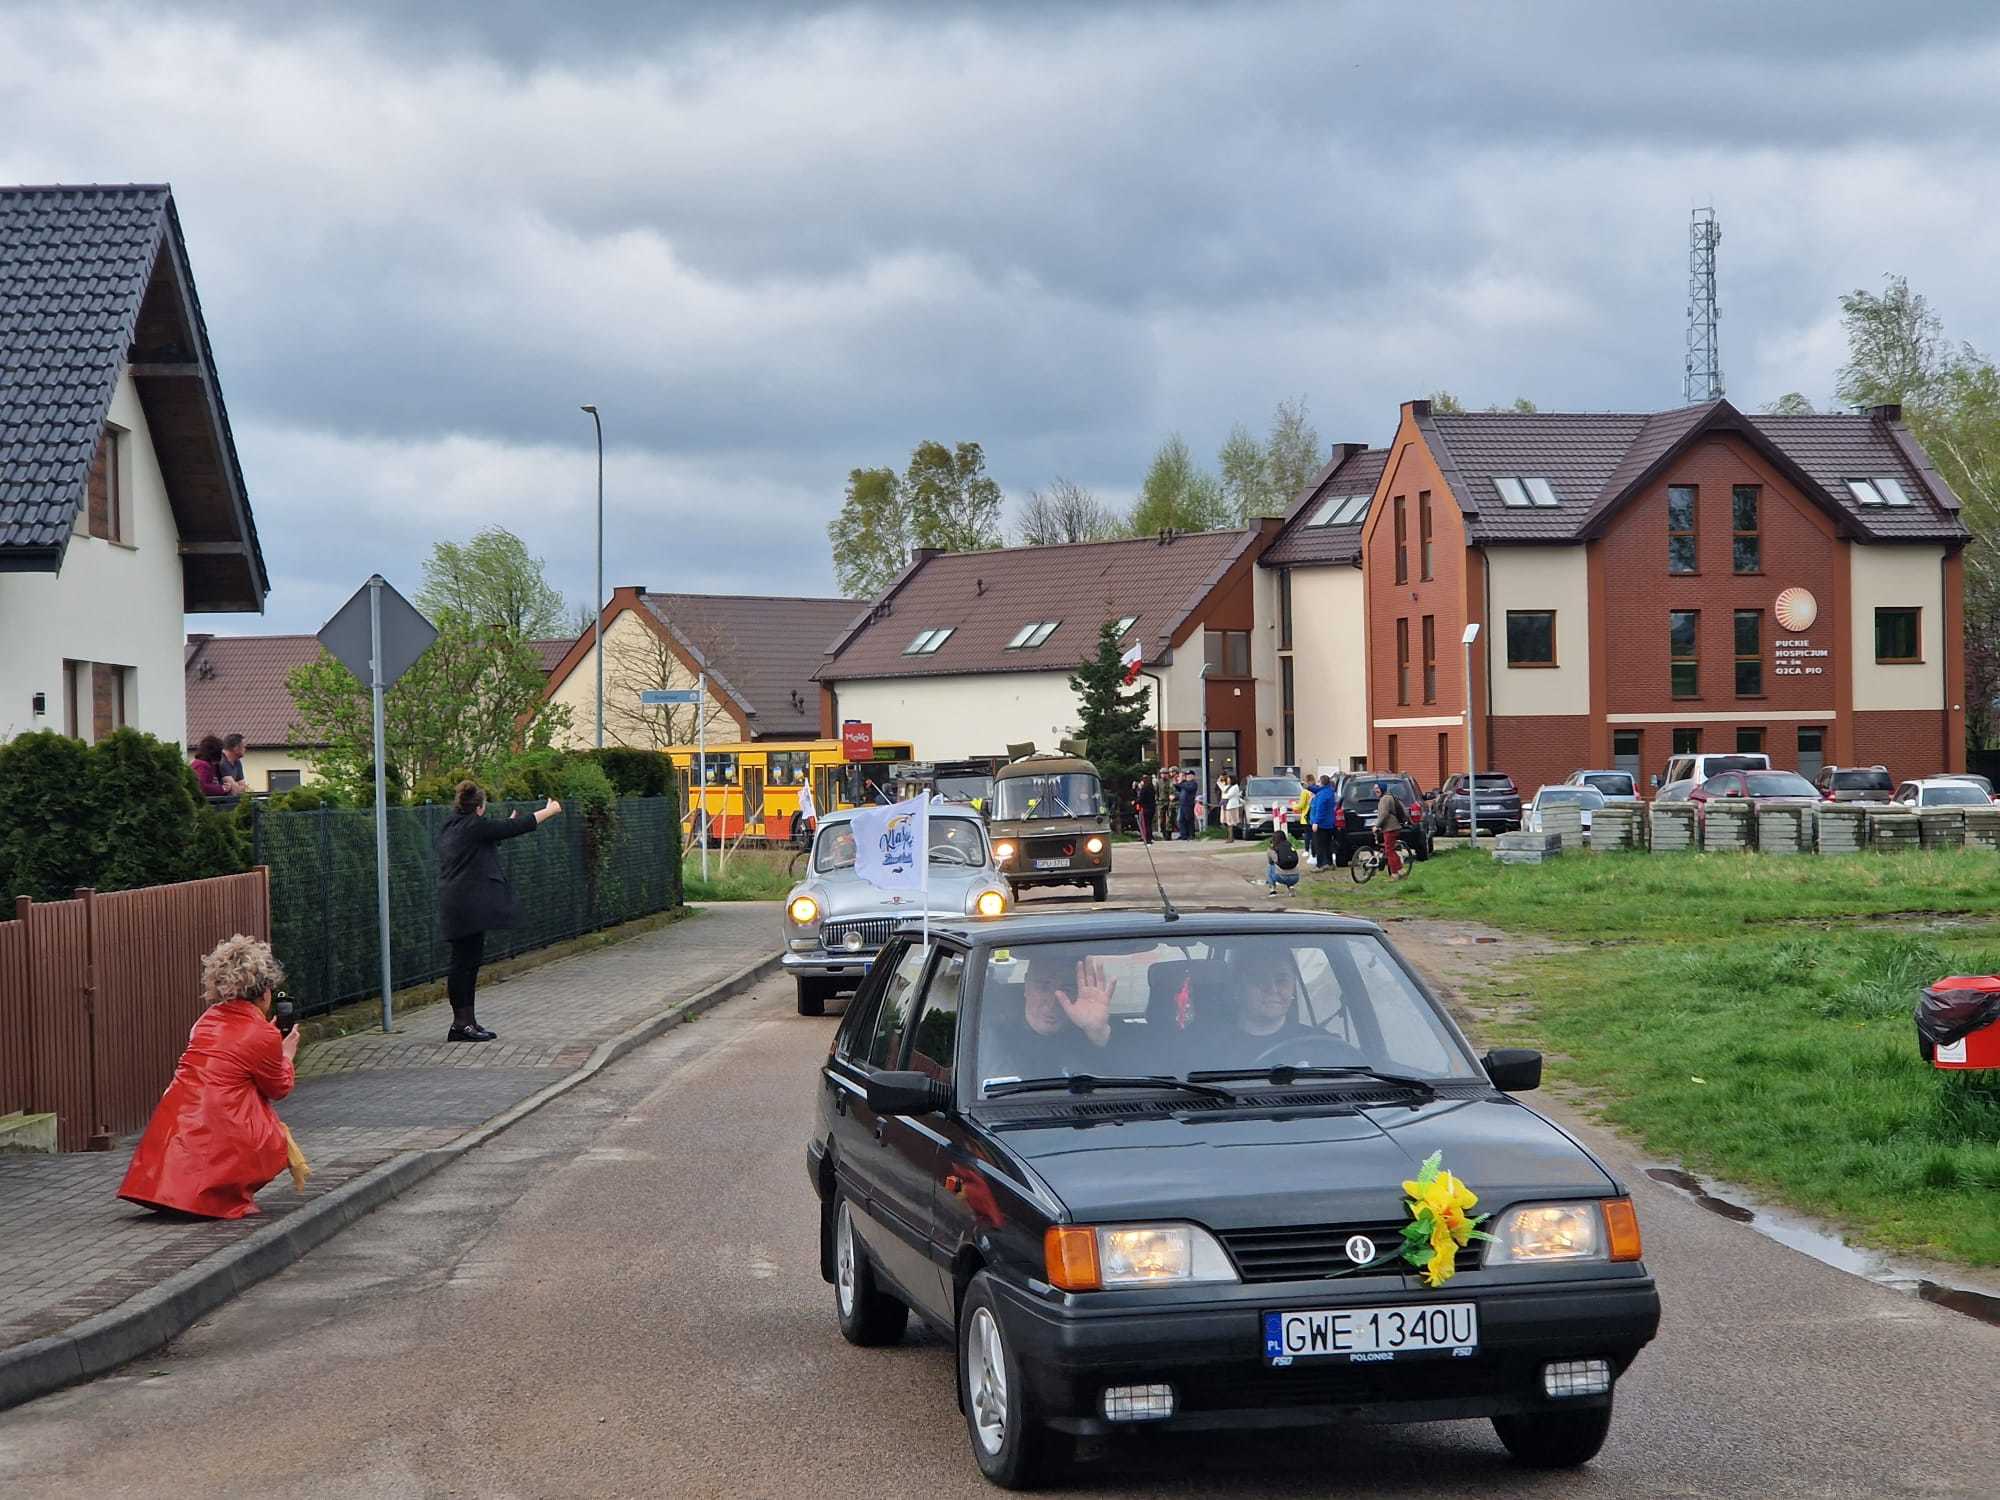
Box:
[1493,475,1558,508]
[1308,494,1370,526]
[1523,477,1560,507]
[1005,623,1038,648]
[903,627,954,655]
[1114,616,1138,636]
[1847,479,1883,506]
[1494,476,1530,507]
[1875,476,1911,506]
[1007,620,1062,650]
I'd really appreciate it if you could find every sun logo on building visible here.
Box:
[1775,588,1818,632]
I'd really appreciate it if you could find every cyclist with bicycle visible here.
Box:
[1374,784,1408,878]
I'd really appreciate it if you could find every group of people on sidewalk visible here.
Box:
[1132,767,1256,843]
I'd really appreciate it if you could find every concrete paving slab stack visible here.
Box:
[1541,803,1584,849]
[1492,831,1563,865]
[1866,805,1920,852]
[1918,808,1967,850]
[1592,806,1640,851]
[1965,805,2000,853]
[1757,804,1808,855]
[1816,803,1867,854]
[1647,801,1696,852]
[1701,798,1754,853]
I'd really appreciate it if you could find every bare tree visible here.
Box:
[599,611,738,750]
[1017,477,1119,544]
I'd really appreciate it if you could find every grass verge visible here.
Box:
[1308,848,2000,1266]
[683,848,797,901]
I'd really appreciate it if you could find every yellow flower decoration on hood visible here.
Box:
[1399,1152,1492,1287]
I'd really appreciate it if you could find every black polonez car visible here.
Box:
[807,911,1660,1488]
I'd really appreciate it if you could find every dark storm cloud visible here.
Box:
[3,1,1999,633]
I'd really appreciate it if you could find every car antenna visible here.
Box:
[1138,832,1180,922]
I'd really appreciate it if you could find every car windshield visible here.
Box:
[992,773,1103,820]
[1457,775,1516,794]
[814,815,987,872]
[1943,775,1993,795]
[1537,787,1604,808]
[1832,769,1893,791]
[1739,772,1819,798]
[1704,755,1768,775]
[1342,776,1415,805]
[934,772,993,806]
[1246,777,1302,800]
[971,934,1478,1096]
[1658,780,1695,800]
[1578,773,1635,797]
[1923,783,1989,806]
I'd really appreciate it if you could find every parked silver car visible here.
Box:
[782,809,1009,1015]
[1563,769,1640,805]
[1526,784,1607,836]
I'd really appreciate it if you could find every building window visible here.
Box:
[1204,629,1250,676]
[1421,615,1437,703]
[268,769,303,793]
[1278,571,1293,651]
[1178,730,1239,783]
[1418,492,1434,581]
[1797,727,1826,781]
[904,627,954,655]
[63,659,85,738]
[87,427,126,543]
[1494,476,1559,508]
[1437,731,1450,783]
[1732,486,1761,574]
[1113,615,1137,637]
[1506,610,1556,667]
[1387,733,1400,771]
[1613,729,1642,779]
[1668,485,1697,574]
[1670,609,1699,698]
[1393,496,1408,584]
[1734,609,1763,696]
[90,662,129,741]
[1874,607,1921,664]
[1281,657,1296,766]
[1672,727,1701,756]
[1004,621,1059,650]
[767,750,811,786]
[1737,727,1765,754]
[1395,618,1410,705]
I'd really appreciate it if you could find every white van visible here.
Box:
[1656,751,1772,792]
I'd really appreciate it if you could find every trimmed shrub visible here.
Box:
[89,728,207,891]
[584,747,671,798]
[0,731,100,901]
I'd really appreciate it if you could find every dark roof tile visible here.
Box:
[640,593,858,736]
[1262,446,1387,568]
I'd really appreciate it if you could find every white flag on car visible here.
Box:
[852,792,931,896]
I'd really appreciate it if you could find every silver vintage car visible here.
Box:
[782,808,1009,1015]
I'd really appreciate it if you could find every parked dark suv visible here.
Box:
[1429,773,1523,837]
[1814,765,1894,803]
[1330,773,1431,866]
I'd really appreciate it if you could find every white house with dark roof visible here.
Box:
[0,185,266,748]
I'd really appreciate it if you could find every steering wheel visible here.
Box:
[929,846,974,865]
[1250,1032,1368,1068]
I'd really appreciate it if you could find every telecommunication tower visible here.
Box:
[1684,207,1722,402]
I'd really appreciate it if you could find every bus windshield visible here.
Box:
[993,773,1103,821]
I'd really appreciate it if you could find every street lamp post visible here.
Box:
[1199,662,1213,833]
[1461,622,1481,851]
[580,404,604,748]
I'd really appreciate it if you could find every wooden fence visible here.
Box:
[0,869,271,1151]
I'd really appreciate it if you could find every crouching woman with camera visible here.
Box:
[118,935,308,1220]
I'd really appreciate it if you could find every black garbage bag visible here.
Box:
[1915,977,2000,1057]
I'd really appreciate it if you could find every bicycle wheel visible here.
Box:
[788,847,809,881]
[1350,849,1377,884]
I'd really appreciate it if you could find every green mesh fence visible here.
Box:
[251,796,683,1017]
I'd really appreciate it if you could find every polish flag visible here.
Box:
[1120,640,1143,685]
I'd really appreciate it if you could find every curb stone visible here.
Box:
[0,951,780,1412]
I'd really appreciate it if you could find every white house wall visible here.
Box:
[1850,545,1946,712]
[1285,566,1369,774]
[0,370,188,747]
[1485,546,1591,716]
[547,609,738,749]
[832,673,1092,761]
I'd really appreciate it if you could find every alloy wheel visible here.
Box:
[967,1307,1009,1455]
[835,1202,857,1317]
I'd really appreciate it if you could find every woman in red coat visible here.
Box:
[119,935,303,1219]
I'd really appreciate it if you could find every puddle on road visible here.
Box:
[1643,1166,2000,1328]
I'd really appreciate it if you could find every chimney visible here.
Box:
[910,547,942,565]
[1407,398,1432,418]
[1870,403,1902,424]
[1328,441,1365,467]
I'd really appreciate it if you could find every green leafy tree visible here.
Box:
[1763,392,1819,415]
[0,731,99,900]
[1264,396,1322,513]
[1069,618,1156,831]
[287,617,574,796]
[1128,434,1229,535]
[1426,390,1465,413]
[416,527,569,638]
[904,440,1004,553]
[1217,423,1268,524]
[829,465,907,598]
[1016,477,1119,544]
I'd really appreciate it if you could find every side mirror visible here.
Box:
[1482,1048,1542,1092]
[866,1070,953,1116]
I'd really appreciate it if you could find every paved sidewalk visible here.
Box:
[0,903,772,1368]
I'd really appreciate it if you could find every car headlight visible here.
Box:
[787,895,819,926]
[970,888,1007,918]
[1044,1223,1238,1290]
[994,841,1016,863]
[1484,1198,1642,1265]
[1085,836,1105,854]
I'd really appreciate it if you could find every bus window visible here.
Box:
[768,750,810,787]
[696,753,738,786]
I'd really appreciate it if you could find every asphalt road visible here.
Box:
[4,962,1996,1499]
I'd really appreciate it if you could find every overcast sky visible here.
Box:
[7,1,2000,634]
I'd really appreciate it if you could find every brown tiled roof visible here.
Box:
[183,634,325,750]
[1262,445,1388,568]
[528,638,572,675]
[641,592,857,737]
[817,527,1264,682]
[1417,400,1966,546]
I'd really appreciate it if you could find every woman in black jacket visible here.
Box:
[437,780,562,1042]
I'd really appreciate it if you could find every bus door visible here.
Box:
[814,763,844,816]
[743,764,766,837]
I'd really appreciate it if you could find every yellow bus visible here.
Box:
[664,736,915,843]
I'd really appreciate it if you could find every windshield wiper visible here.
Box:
[1187,1065,1436,1096]
[984,1073,1238,1102]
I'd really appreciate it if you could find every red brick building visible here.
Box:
[1361,398,1968,795]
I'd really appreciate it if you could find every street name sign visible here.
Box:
[641,689,702,705]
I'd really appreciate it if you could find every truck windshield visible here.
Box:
[993,773,1103,820]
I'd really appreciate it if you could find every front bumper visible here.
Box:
[781,949,878,982]
[990,1271,1659,1435]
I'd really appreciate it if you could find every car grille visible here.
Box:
[820,917,896,950]
[1219,1222,1484,1282]
[1023,834,1084,862]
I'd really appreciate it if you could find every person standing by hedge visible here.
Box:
[436,781,562,1042]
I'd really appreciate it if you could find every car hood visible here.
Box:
[991,1097,1613,1228]
[793,866,1002,920]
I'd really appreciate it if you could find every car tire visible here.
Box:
[959,1272,1054,1489]
[1492,1398,1614,1468]
[832,1195,909,1347]
[1332,840,1351,868]
[795,977,828,1017]
[1090,876,1108,903]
